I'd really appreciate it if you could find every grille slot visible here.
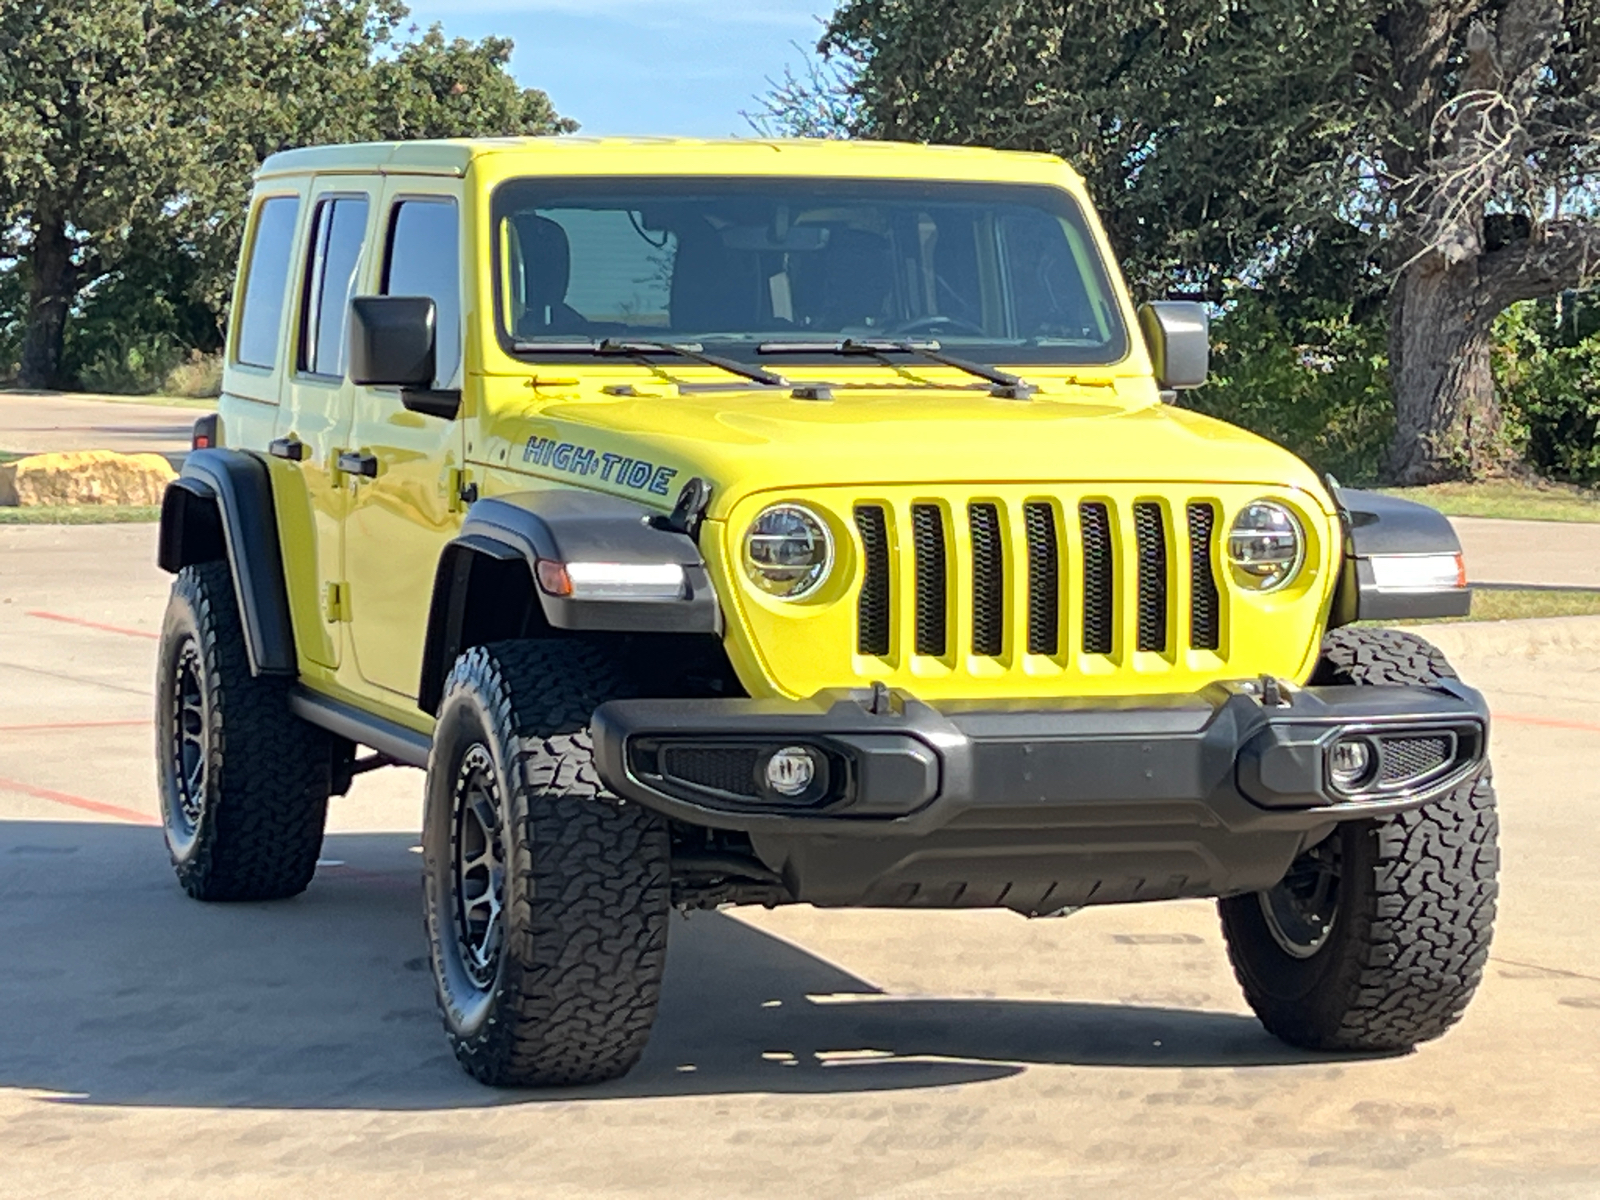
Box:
[1187,502,1221,651]
[969,503,1004,656]
[1023,501,1059,655]
[911,504,948,656]
[1133,503,1168,652]
[855,505,891,656]
[1379,735,1453,785]
[1080,502,1115,655]
[659,746,762,798]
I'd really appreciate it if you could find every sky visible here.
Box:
[402,0,837,138]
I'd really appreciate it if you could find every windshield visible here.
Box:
[492,177,1128,366]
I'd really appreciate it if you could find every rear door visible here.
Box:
[343,180,466,700]
[274,178,376,671]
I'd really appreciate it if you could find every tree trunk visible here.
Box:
[17,213,77,390]
[1383,255,1505,485]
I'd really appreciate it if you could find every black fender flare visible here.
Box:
[156,448,296,676]
[418,491,722,713]
[1328,487,1471,626]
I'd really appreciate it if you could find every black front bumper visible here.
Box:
[591,679,1489,913]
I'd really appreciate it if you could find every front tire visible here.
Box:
[155,562,332,901]
[1219,628,1500,1052]
[423,640,670,1087]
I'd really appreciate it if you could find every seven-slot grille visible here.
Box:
[853,497,1227,662]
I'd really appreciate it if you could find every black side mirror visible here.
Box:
[1137,301,1210,395]
[348,296,460,419]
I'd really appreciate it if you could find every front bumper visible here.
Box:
[592,679,1489,912]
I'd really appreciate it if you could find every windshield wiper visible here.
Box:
[512,337,789,389]
[757,338,1035,397]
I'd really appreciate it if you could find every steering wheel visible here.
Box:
[885,314,988,338]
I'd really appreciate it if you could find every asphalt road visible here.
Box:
[0,390,201,467]
[2,525,1599,1198]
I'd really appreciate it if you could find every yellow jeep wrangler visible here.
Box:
[155,137,1497,1087]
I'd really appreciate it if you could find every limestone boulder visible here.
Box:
[0,450,177,507]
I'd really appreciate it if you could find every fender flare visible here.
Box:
[156,448,296,676]
[418,491,722,713]
[1328,487,1472,626]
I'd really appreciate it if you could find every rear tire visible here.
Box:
[423,640,670,1087]
[1219,628,1499,1052]
[155,562,332,901]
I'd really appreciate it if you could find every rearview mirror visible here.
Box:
[349,296,460,419]
[350,295,436,388]
[1138,301,1210,394]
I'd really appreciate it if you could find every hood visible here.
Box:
[474,379,1335,520]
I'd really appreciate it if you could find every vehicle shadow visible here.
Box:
[0,821,1385,1110]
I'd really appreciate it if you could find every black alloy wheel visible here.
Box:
[450,744,506,992]
[1256,836,1341,960]
[166,635,208,853]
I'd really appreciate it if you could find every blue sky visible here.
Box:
[402,0,836,138]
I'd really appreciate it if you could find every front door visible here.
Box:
[274,177,376,671]
[343,181,466,702]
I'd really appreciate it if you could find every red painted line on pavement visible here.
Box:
[1497,712,1600,735]
[24,610,159,640]
[0,774,159,826]
[0,719,150,732]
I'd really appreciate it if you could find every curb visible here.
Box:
[1404,614,1600,661]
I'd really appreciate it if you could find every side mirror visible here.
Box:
[348,296,460,419]
[1138,301,1210,394]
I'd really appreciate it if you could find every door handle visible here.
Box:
[268,436,309,462]
[337,450,379,479]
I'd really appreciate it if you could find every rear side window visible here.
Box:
[298,196,370,378]
[384,199,461,388]
[234,197,300,370]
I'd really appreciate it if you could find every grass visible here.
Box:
[0,505,161,525]
[1376,480,1600,523]
[1374,586,1600,625]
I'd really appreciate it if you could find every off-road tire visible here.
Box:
[1219,627,1499,1052]
[155,561,332,901]
[423,640,670,1088]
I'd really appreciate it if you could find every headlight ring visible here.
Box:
[743,503,835,600]
[1227,500,1305,592]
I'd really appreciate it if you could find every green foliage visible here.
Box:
[813,0,1388,296]
[745,46,862,139]
[0,1,572,390]
[0,265,23,380]
[1494,300,1600,485]
[1196,291,1393,485]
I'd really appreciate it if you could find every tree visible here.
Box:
[791,0,1600,482]
[0,2,572,390]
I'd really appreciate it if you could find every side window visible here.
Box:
[297,195,370,378]
[234,197,300,370]
[384,199,461,388]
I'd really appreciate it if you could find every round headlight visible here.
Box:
[1228,500,1304,591]
[743,504,834,599]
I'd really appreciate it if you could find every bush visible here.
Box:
[1494,299,1600,485]
[72,329,190,395]
[163,351,224,398]
[1186,290,1394,484]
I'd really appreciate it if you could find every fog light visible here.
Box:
[1329,738,1374,790]
[764,746,816,797]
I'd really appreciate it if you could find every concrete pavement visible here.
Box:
[2,526,1600,1197]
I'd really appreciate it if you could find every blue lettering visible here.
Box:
[552,443,574,471]
[648,466,678,496]
[600,452,623,482]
